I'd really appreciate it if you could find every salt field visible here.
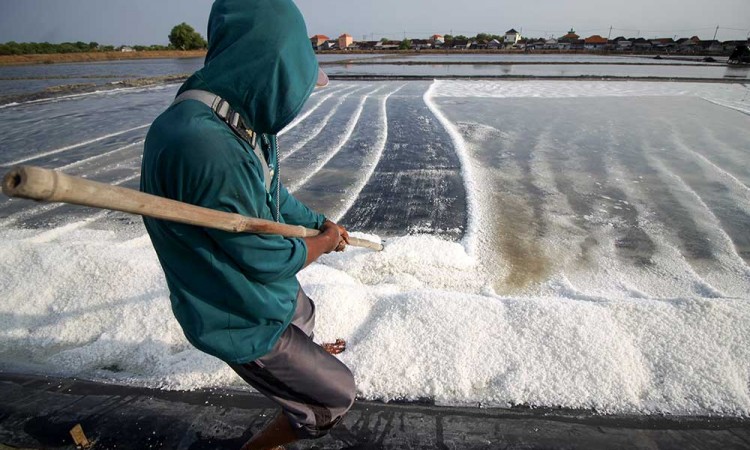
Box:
[1,77,749,416]
[323,62,748,79]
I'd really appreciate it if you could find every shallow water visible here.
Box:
[324,62,749,79]
[2,55,746,102]
[357,53,730,65]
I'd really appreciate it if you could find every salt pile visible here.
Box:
[1,225,749,415]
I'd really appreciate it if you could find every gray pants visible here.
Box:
[229,289,356,439]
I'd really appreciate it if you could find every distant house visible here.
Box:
[504,29,521,47]
[310,34,331,50]
[559,29,580,42]
[698,40,724,54]
[319,40,338,50]
[633,38,653,52]
[338,34,353,50]
[612,36,632,51]
[651,38,676,52]
[120,46,135,53]
[544,38,559,50]
[409,39,432,50]
[709,41,724,54]
[375,40,400,50]
[470,40,488,50]
[487,39,502,49]
[570,39,585,51]
[524,39,546,50]
[677,36,700,53]
[558,29,580,50]
[451,39,471,50]
[584,35,608,50]
[430,34,445,44]
[357,41,379,51]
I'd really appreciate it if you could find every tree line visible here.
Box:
[379,33,508,50]
[0,41,173,56]
[443,33,505,44]
[0,23,207,56]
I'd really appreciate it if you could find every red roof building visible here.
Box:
[338,34,353,50]
[584,35,608,45]
[584,35,609,50]
[310,35,331,47]
[560,28,580,41]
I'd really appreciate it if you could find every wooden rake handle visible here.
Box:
[2,165,384,252]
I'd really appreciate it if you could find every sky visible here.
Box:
[0,0,748,45]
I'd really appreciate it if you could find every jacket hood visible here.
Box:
[180,0,319,135]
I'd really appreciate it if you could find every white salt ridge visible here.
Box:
[423,82,481,257]
[0,225,749,415]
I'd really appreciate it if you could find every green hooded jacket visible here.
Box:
[141,0,325,364]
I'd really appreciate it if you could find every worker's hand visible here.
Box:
[325,219,350,252]
[320,220,341,254]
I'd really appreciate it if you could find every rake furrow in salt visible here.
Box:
[279,84,368,156]
[651,123,750,264]
[293,84,405,221]
[675,106,750,188]
[0,154,143,228]
[279,83,351,137]
[339,82,467,241]
[1,169,142,229]
[601,98,750,295]
[57,140,145,173]
[1,124,150,168]
[285,85,387,193]
[0,140,146,216]
[0,85,174,162]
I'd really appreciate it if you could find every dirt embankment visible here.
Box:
[0,50,207,66]
[0,74,192,105]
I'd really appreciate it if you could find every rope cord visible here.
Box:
[261,134,281,223]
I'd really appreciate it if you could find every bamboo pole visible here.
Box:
[2,165,384,252]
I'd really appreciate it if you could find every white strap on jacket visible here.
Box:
[172,90,272,192]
